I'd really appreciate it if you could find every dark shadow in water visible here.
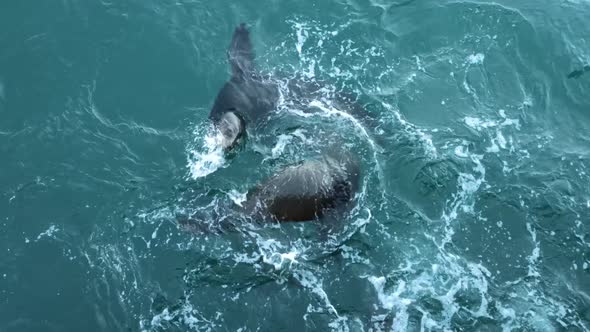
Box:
[567,65,590,79]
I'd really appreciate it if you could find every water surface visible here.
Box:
[1,0,589,331]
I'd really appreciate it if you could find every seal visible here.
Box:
[243,150,360,221]
[208,23,279,149]
[207,23,379,151]
[178,149,360,231]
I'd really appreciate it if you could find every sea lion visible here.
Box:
[208,23,278,149]
[207,23,378,151]
[244,150,360,222]
[178,150,360,231]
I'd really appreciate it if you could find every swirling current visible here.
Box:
[1,0,589,331]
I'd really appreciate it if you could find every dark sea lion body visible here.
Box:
[243,151,360,222]
[178,151,360,232]
[209,78,278,124]
[208,24,280,148]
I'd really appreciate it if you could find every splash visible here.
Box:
[227,189,247,207]
[35,225,60,241]
[466,53,485,65]
[306,99,381,152]
[186,125,227,179]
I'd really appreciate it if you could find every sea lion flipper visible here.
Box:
[228,23,255,79]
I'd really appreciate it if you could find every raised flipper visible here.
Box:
[228,23,255,80]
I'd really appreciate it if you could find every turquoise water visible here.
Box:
[1,0,590,331]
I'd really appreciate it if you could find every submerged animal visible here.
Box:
[567,65,590,79]
[244,150,360,222]
[179,149,360,230]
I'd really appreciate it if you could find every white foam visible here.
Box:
[291,128,311,143]
[228,189,247,207]
[382,102,437,158]
[295,269,338,316]
[464,117,497,130]
[501,118,520,129]
[252,237,304,271]
[496,130,507,149]
[368,276,411,330]
[523,95,533,107]
[36,225,59,241]
[526,223,541,278]
[145,299,215,332]
[495,302,518,331]
[369,276,412,309]
[270,134,293,158]
[467,53,485,65]
[263,249,299,270]
[454,145,469,158]
[304,60,316,79]
[150,221,163,240]
[467,263,492,318]
[306,100,383,156]
[465,115,520,131]
[441,151,486,248]
[487,129,508,153]
[232,252,260,264]
[187,128,227,179]
[486,140,500,153]
[464,115,520,155]
[295,23,309,57]
[414,55,425,72]
[340,245,370,264]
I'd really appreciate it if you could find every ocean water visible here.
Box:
[1,0,590,331]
